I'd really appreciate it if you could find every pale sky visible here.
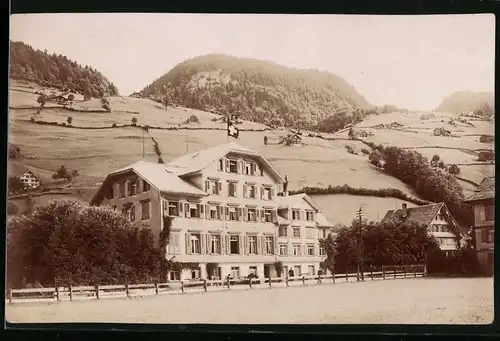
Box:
[10,13,495,111]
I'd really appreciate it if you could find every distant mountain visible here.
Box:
[9,40,119,98]
[140,54,370,128]
[435,91,494,114]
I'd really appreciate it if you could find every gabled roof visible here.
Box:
[275,193,320,211]
[316,212,334,228]
[166,142,285,183]
[382,202,463,236]
[19,169,40,180]
[382,203,445,226]
[464,176,495,203]
[91,160,208,204]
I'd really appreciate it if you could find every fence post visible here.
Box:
[55,285,60,301]
[204,279,208,292]
[345,272,348,282]
[268,276,272,288]
[424,265,427,277]
[69,284,73,301]
[8,287,12,304]
[95,284,100,300]
[318,274,322,284]
[393,268,396,279]
[226,277,230,289]
[285,276,289,287]
[125,283,130,297]
[414,265,417,278]
[155,281,159,295]
[332,271,335,283]
[302,275,306,285]
[181,281,185,293]
[404,267,407,278]
[249,278,252,289]
[370,268,374,280]
[382,266,385,280]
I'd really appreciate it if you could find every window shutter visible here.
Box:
[272,210,277,223]
[243,208,248,221]
[260,187,264,199]
[221,234,226,255]
[257,236,262,254]
[302,244,306,256]
[244,235,249,254]
[199,204,204,216]
[218,182,222,193]
[237,207,243,221]
[243,184,247,198]
[185,203,190,217]
[225,207,229,220]
[261,236,267,254]
[205,205,210,219]
[479,206,486,221]
[201,233,206,254]
[185,233,191,254]
[205,180,210,192]
[260,210,265,222]
[179,202,183,213]
[256,209,260,221]
[270,188,274,199]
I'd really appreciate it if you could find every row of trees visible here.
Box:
[7,200,161,288]
[10,41,119,98]
[320,218,480,276]
[366,144,472,225]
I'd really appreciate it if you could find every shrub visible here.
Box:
[112,123,117,128]
[8,201,19,215]
[361,148,370,155]
[448,164,460,175]
[52,165,79,182]
[8,176,26,194]
[131,117,138,126]
[67,117,73,125]
[8,143,21,159]
[30,117,35,123]
[345,145,357,155]
[7,200,161,287]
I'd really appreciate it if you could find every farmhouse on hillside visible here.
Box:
[433,127,452,137]
[478,150,495,162]
[382,203,466,255]
[91,142,334,281]
[280,133,303,146]
[463,176,495,276]
[17,170,41,189]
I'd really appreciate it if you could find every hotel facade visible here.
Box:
[91,143,334,281]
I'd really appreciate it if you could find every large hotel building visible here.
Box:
[91,143,334,281]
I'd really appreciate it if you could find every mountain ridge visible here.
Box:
[140,53,370,128]
[9,40,119,98]
[435,90,494,114]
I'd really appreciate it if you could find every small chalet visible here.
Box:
[18,170,41,189]
[382,202,465,255]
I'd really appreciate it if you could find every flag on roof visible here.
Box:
[227,114,240,139]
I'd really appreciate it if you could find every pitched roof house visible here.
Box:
[463,176,495,275]
[382,202,465,253]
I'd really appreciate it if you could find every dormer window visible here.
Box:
[228,160,238,173]
[218,159,224,171]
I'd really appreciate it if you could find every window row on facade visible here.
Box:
[217,157,263,177]
[120,200,150,221]
[106,177,151,199]
[205,178,275,200]
[168,232,326,256]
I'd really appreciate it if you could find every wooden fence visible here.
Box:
[7,265,426,304]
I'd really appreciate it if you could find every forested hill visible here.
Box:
[140,54,370,128]
[9,40,119,98]
[435,91,494,114]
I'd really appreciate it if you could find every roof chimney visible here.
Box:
[402,203,408,218]
[283,175,289,196]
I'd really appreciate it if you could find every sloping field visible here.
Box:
[149,129,421,196]
[310,194,419,226]
[6,277,493,324]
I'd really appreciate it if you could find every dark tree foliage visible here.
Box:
[7,200,160,287]
[8,143,21,159]
[140,54,370,128]
[8,176,26,194]
[320,219,440,274]
[378,146,472,225]
[10,41,119,98]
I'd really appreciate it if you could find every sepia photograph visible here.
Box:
[6,13,495,326]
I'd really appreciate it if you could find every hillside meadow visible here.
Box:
[8,80,494,221]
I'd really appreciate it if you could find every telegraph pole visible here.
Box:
[142,128,145,159]
[356,207,364,281]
